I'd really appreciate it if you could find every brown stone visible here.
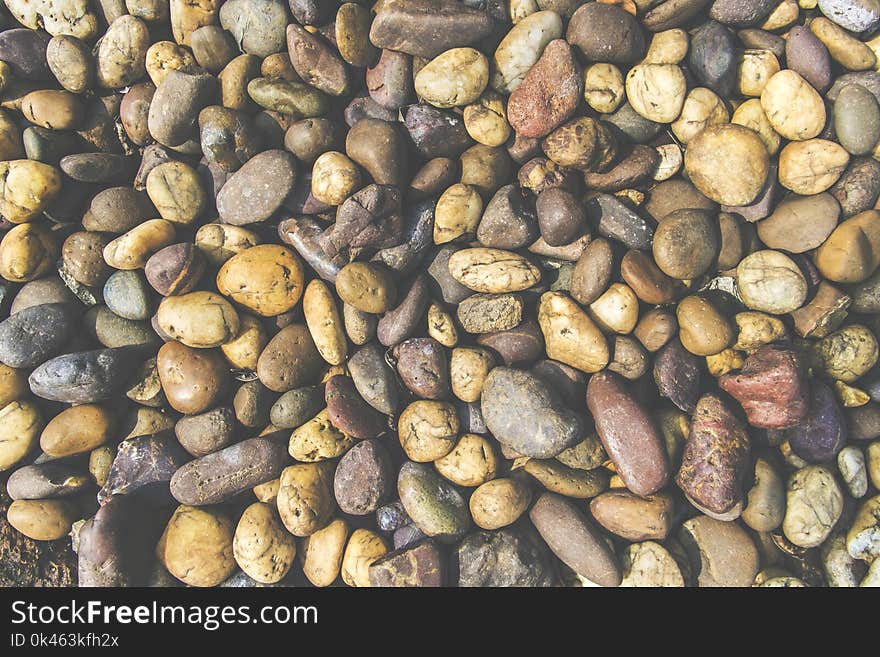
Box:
[583,145,659,192]
[589,491,676,541]
[476,318,545,365]
[368,538,444,587]
[286,23,349,97]
[566,3,646,65]
[789,281,851,339]
[325,375,385,439]
[320,184,403,259]
[679,515,759,587]
[334,439,393,516]
[170,437,289,505]
[157,342,228,415]
[368,0,495,59]
[529,492,621,586]
[621,249,677,305]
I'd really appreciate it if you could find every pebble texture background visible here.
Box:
[0,0,879,588]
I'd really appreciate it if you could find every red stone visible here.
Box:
[507,40,582,139]
[719,344,808,429]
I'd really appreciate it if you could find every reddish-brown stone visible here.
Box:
[507,40,582,139]
[719,344,808,428]
[676,393,751,516]
[369,538,444,587]
[586,371,669,496]
[325,375,386,439]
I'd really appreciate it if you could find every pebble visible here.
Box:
[587,371,669,496]
[529,493,621,587]
[719,345,809,429]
